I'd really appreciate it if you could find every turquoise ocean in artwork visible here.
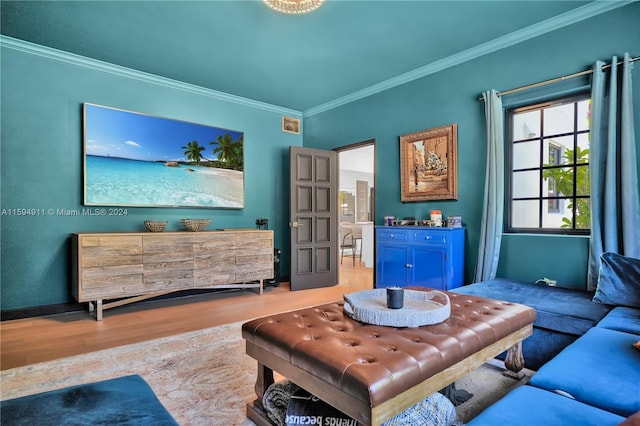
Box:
[85,156,244,208]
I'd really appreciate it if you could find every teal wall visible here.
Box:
[2,4,639,311]
[497,234,589,285]
[304,4,640,289]
[1,44,300,310]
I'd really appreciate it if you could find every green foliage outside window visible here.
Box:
[543,145,590,229]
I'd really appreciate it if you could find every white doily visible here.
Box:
[343,289,450,327]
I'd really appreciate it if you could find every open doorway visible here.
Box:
[336,140,375,291]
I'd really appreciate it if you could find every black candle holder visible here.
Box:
[386,287,404,309]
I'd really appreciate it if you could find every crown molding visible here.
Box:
[303,0,634,117]
[2,0,632,119]
[0,35,302,118]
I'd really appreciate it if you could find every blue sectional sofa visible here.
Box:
[467,306,640,425]
[457,252,640,425]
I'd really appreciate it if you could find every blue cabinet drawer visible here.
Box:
[411,230,448,244]
[376,229,410,242]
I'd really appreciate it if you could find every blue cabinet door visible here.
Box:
[411,245,447,289]
[376,242,410,288]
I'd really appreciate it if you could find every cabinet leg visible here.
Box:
[88,300,103,320]
[96,300,103,321]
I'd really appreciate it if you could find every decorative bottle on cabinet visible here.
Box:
[375,226,465,290]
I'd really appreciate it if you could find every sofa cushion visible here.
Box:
[593,252,640,308]
[529,327,640,417]
[597,307,640,335]
[453,279,611,335]
[467,385,625,426]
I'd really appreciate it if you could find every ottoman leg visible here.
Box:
[254,362,275,409]
[247,362,278,426]
[504,341,525,378]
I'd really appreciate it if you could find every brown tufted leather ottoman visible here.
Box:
[242,288,536,426]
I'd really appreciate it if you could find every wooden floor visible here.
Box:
[1,260,374,371]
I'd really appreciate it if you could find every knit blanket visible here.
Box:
[263,380,464,426]
[263,380,301,426]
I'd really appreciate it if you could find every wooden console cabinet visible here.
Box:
[72,230,274,320]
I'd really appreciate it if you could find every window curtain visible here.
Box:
[588,53,640,291]
[474,89,504,282]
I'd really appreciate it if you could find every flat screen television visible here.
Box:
[83,103,244,208]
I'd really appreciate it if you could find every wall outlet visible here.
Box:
[535,277,557,286]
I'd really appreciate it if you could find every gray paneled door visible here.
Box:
[289,146,338,290]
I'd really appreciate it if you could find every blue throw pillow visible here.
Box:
[593,252,640,308]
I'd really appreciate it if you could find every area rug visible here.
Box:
[0,321,531,425]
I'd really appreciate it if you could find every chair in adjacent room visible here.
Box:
[340,223,362,266]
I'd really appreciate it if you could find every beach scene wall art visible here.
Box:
[83,103,244,208]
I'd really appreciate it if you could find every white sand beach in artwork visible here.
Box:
[85,156,244,208]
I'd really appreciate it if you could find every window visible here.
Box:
[506,95,591,234]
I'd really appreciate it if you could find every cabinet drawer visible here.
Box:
[80,235,142,268]
[411,230,448,245]
[376,229,410,242]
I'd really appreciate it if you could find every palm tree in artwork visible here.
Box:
[182,140,205,164]
[211,133,243,170]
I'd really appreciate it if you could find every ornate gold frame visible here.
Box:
[399,123,458,202]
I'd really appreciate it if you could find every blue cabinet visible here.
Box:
[375,226,465,290]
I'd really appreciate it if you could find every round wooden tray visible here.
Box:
[343,289,450,327]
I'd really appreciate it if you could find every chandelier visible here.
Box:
[263,0,325,14]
